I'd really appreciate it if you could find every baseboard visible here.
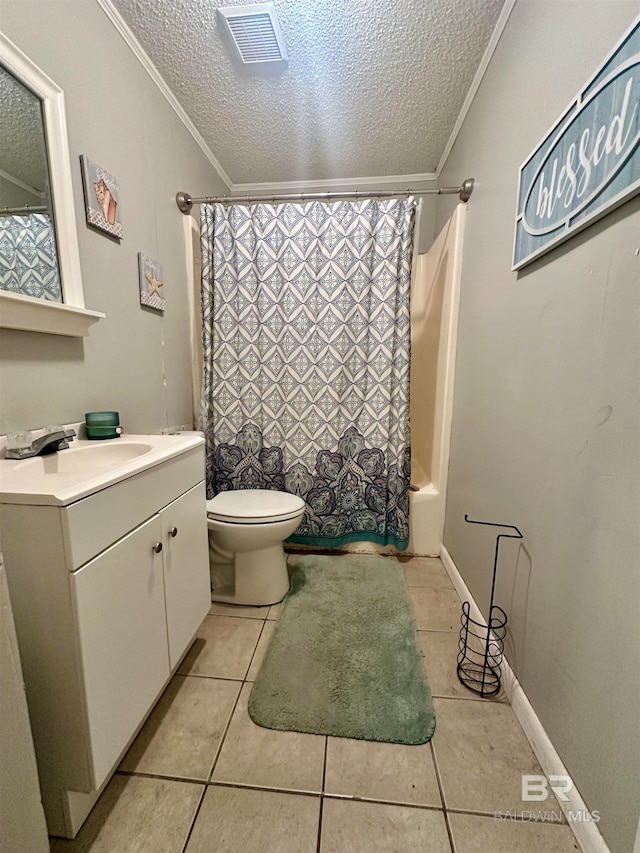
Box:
[440,545,611,853]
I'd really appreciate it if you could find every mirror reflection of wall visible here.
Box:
[0,62,62,302]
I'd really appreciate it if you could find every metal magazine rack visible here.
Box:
[457,515,523,697]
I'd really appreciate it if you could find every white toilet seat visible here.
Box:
[206,488,306,525]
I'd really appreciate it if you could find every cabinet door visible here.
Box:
[161,482,211,669]
[70,515,170,789]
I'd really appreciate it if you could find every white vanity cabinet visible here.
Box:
[0,443,210,838]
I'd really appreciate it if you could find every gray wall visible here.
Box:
[0,0,228,434]
[437,3,639,852]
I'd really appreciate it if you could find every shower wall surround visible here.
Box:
[437,3,640,852]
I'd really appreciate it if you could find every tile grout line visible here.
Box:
[242,616,269,684]
[320,737,329,796]
[321,792,445,813]
[429,739,457,853]
[445,806,566,824]
[415,626,460,634]
[180,782,208,853]
[429,739,448,812]
[406,587,458,592]
[208,611,269,620]
[180,672,245,683]
[207,674,245,784]
[208,779,322,798]
[443,809,457,853]
[430,692,509,704]
[113,769,568,826]
[114,769,450,813]
[206,616,266,784]
[116,769,206,785]
[316,737,328,853]
[316,798,325,853]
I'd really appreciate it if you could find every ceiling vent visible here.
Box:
[218,3,288,64]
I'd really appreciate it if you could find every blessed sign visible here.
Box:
[513,16,640,270]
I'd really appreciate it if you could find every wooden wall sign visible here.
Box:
[513,16,640,270]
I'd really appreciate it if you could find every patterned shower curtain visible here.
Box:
[0,214,62,301]
[200,197,415,550]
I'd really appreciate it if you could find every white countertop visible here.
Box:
[0,433,205,507]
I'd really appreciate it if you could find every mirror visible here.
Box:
[0,32,103,336]
[0,62,62,302]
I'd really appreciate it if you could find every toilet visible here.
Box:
[206,489,306,606]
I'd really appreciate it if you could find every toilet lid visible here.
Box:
[206,489,306,524]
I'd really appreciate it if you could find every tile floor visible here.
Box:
[51,554,580,853]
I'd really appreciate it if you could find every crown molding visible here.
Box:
[95,0,508,192]
[436,0,516,176]
[231,172,438,194]
[96,0,232,189]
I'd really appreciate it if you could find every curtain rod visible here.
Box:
[175,178,474,214]
[0,205,48,216]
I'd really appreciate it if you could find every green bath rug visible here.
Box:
[248,554,435,744]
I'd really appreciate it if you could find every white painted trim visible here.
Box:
[95,0,232,189]
[440,544,612,853]
[0,31,105,335]
[436,0,516,176]
[0,291,103,337]
[231,172,438,194]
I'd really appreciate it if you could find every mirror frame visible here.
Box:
[0,31,104,336]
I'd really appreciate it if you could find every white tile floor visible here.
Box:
[51,554,581,853]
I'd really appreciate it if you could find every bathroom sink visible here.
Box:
[0,432,205,506]
[19,442,153,475]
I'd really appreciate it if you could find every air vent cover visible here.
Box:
[218,3,288,64]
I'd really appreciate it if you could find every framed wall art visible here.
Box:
[138,252,165,312]
[80,155,123,239]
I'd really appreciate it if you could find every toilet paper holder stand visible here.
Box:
[456,515,523,698]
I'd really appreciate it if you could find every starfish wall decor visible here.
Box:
[138,252,166,312]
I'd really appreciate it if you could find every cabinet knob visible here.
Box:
[169,526,178,538]
[152,542,163,554]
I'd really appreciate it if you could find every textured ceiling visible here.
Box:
[0,64,48,194]
[112,0,504,184]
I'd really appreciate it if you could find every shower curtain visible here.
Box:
[200,197,415,550]
[0,213,61,301]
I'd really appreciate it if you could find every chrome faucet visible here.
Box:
[5,428,76,460]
